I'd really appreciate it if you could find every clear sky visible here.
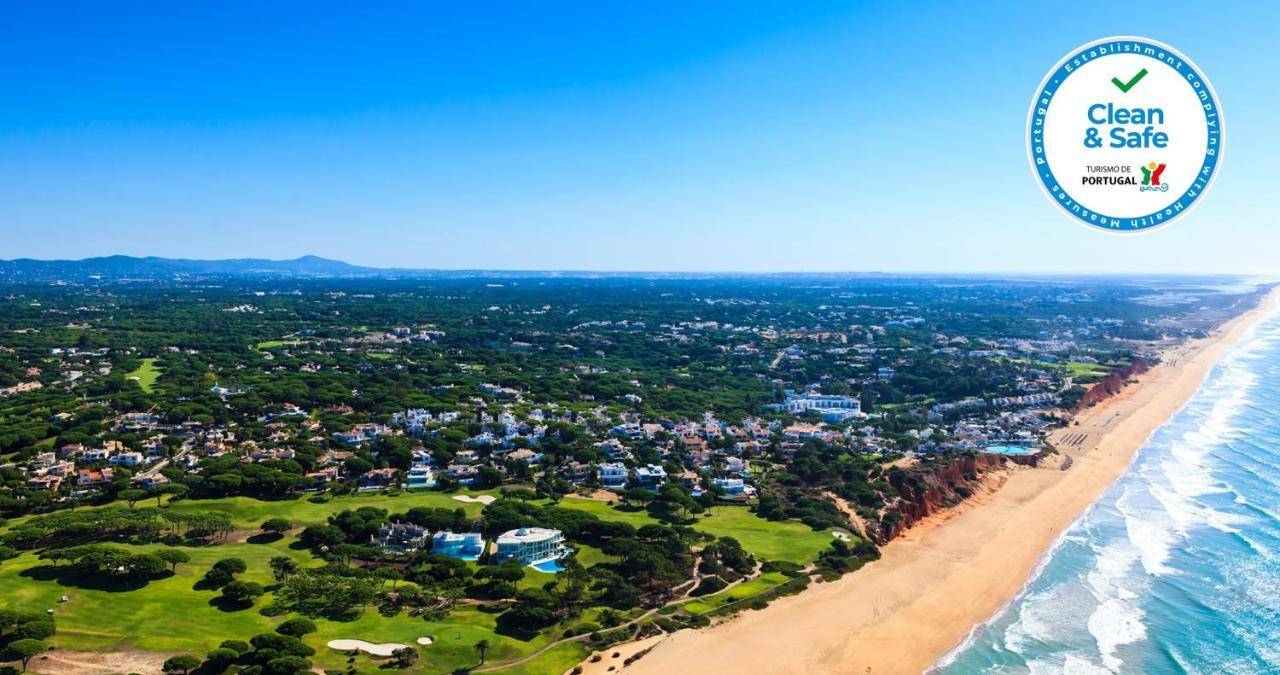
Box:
[1,1,1276,273]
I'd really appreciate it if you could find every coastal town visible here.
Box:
[0,268,1265,674]
[3,278,1164,525]
[3,3,1274,671]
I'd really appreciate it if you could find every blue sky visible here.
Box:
[1,1,1276,272]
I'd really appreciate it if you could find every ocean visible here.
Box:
[939,309,1280,675]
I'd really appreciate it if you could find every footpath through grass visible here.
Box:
[677,571,792,615]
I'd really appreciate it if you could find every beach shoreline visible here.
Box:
[609,288,1279,675]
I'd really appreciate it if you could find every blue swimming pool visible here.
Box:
[530,559,562,573]
[981,444,1037,455]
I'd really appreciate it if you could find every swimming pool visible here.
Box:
[530,559,562,573]
[981,444,1037,455]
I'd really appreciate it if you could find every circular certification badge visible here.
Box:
[1028,37,1223,233]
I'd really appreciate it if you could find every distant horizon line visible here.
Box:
[0,254,1273,279]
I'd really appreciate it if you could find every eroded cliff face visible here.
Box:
[859,357,1148,542]
[1076,358,1153,409]
[875,453,1039,543]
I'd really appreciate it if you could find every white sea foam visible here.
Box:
[1002,588,1055,655]
[933,516,1091,669]
[1084,540,1139,600]
[936,306,1280,674]
[1159,448,1226,500]
[1086,596,1146,672]
[1235,496,1280,527]
[1112,356,1259,578]
[1078,539,1146,672]
[1063,654,1114,675]
[1115,484,1176,576]
[1026,654,1111,675]
[1148,481,1246,536]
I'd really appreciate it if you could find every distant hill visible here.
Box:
[0,255,378,280]
[0,256,890,282]
[3,256,1214,284]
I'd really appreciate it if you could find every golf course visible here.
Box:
[0,487,844,673]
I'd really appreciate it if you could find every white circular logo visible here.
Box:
[1028,37,1223,233]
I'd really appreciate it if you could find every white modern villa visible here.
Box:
[494,527,568,565]
[431,531,485,561]
[769,389,862,422]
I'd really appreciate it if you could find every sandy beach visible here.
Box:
[618,290,1279,675]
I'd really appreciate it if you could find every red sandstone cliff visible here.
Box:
[1075,358,1152,409]
[875,453,1038,543]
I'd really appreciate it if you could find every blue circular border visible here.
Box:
[1028,37,1223,232]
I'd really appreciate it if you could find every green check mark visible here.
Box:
[1111,68,1148,93]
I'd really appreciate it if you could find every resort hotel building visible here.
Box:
[494,527,568,565]
[769,389,863,422]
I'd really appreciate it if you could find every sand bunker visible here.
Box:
[832,530,851,541]
[416,637,434,645]
[327,639,410,656]
[452,494,496,505]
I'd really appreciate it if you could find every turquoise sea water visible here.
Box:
[940,309,1280,674]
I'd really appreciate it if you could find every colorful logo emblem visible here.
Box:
[1028,37,1223,233]
[1139,162,1168,191]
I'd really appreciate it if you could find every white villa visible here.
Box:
[406,464,435,489]
[634,464,667,488]
[769,389,862,422]
[712,477,756,498]
[431,531,485,561]
[494,527,568,566]
[598,462,628,489]
[372,521,431,553]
